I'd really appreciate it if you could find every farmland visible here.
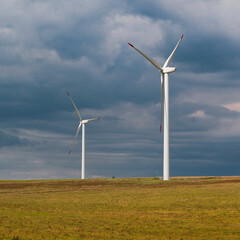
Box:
[0,177,239,240]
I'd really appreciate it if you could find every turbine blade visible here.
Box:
[68,123,81,155]
[160,73,164,133]
[67,91,82,121]
[86,118,100,123]
[128,43,163,71]
[163,34,184,68]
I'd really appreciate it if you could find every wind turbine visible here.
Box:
[128,34,183,180]
[67,91,100,179]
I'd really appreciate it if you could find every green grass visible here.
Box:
[0,177,239,240]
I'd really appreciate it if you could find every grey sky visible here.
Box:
[0,0,239,179]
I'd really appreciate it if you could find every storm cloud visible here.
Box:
[0,0,239,179]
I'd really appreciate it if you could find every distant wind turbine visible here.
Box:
[67,91,100,179]
[128,34,184,180]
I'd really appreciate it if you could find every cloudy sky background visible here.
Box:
[0,0,239,179]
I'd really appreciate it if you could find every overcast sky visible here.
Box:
[0,0,239,179]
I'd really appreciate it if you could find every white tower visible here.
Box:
[128,35,184,180]
[67,92,100,179]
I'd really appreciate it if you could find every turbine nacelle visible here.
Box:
[162,67,177,74]
[81,120,89,124]
[81,118,100,124]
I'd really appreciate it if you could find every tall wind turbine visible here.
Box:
[128,34,183,180]
[67,91,100,179]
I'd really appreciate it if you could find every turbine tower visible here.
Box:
[67,91,100,179]
[128,35,183,180]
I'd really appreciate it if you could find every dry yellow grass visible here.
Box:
[0,177,239,239]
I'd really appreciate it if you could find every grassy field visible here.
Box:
[0,177,239,240]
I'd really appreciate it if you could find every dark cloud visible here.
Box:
[0,130,30,148]
[180,35,240,73]
[171,102,240,132]
[0,0,239,179]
